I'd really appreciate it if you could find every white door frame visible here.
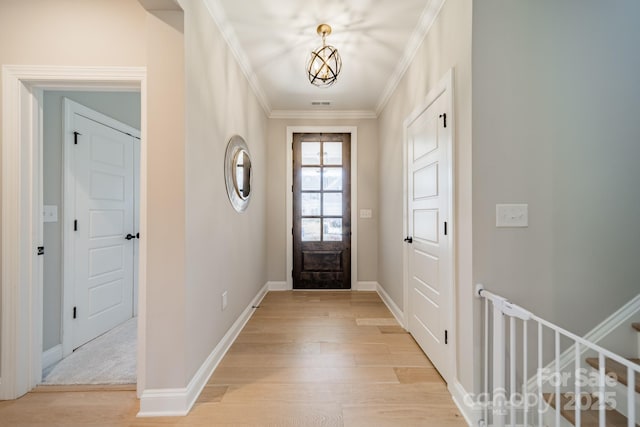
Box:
[1,65,147,399]
[285,126,358,290]
[402,69,456,379]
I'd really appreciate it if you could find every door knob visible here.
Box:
[125,233,135,240]
[404,236,413,244]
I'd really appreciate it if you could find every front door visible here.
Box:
[66,99,138,351]
[293,133,351,289]
[405,85,453,383]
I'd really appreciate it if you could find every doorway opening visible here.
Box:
[41,94,141,385]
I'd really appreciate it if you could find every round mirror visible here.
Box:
[224,135,252,212]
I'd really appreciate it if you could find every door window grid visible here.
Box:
[300,141,343,242]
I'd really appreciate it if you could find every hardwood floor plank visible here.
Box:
[354,352,433,367]
[394,367,443,383]
[209,366,399,384]
[355,318,400,326]
[343,403,467,427]
[219,353,358,368]
[378,325,408,334]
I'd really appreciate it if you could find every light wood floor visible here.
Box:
[0,291,466,426]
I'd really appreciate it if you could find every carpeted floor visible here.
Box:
[42,317,137,385]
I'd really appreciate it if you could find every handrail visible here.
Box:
[476,284,640,427]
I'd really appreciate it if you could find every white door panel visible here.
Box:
[406,84,453,384]
[412,287,441,341]
[413,162,438,199]
[412,249,439,296]
[413,209,439,243]
[67,104,137,351]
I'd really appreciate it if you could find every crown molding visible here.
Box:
[269,110,377,120]
[202,0,272,115]
[375,0,447,116]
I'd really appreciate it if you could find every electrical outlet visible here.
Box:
[496,204,528,227]
[222,291,228,310]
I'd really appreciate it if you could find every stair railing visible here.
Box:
[476,284,639,427]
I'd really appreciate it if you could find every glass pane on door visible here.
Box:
[301,168,321,191]
[323,142,342,165]
[323,193,342,216]
[301,142,321,165]
[323,218,342,241]
[322,168,342,191]
[301,218,321,241]
[301,193,321,216]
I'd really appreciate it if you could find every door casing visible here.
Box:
[286,126,358,291]
[1,65,147,399]
[402,69,457,382]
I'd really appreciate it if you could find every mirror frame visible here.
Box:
[224,135,252,212]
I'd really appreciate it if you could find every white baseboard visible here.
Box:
[267,281,287,291]
[355,281,378,291]
[42,344,62,370]
[137,282,269,417]
[449,380,481,426]
[376,283,405,328]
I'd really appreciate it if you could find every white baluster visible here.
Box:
[599,352,605,426]
[493,298,506,427]
[510,316,516,426]
[538,322,543,427]
[628,366,635,427]
[574,343,581,427]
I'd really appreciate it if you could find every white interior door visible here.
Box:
[65,100,139,352]
[406,84,453,383]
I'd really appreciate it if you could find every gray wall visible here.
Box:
[43,91,141,351]
[472,0,640,335]
[181,0,269,383]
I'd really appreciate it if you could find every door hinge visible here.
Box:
[37,246,44,256]
[74,219,78,231]
[444,221,448,236]
[73,131,81,145]
[292,185,294,192]
[292,227,294,235]
[445,329,448,344]
[73,306,77,319]
[291,269,293,278]
[439,113,447,128]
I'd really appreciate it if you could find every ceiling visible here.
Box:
[205,0,444,116]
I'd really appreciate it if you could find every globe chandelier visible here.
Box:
[307,24,342,87]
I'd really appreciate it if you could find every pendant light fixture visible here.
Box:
[307,24,342,87]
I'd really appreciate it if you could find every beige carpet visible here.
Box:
[42,317,137,385]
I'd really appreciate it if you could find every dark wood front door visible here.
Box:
[293,133,351,289]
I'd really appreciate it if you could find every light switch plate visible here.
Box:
[496,204,528,227]
[43,205,58,223]
[360,209,372,219]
